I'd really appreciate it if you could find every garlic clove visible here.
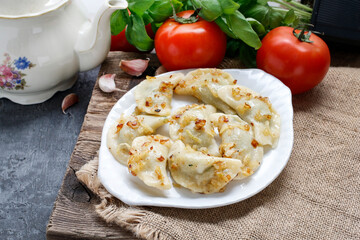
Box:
[98,74,126,94]
[155,65,168,76]
[62,93,79,114]
[99,73,119,93]
[119,58,150,77]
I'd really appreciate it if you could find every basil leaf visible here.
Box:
[142,11,154,25]
[226,38,241,58]
[220,0,240,15]
[238,42,257,68]
[125,13,154,51]
[283,9,295,25]
[182,0,194,10]
[110,10,128,35]
[225,11,262,49]
[226,38,257,68]
[292,15,300,27]
[243,4,271,27]
[243,2,287,30]
[128,0,155,16]
[191,0,223,21]
[268,9,284,29]
[147,0,182,23]
[215,17,236,38]
[257,0,268,5]
[151,22,161,34]
[236,0,256,12]
[246,17,266,37]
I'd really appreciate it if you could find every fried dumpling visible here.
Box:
[134,73,184,116]
[218,85,280,147]
[168,141,243,194]
[107,114,168,165]
[128,135,172,190]
[169,104,219,156]
[174,69,236,114]
[210,113,264,179]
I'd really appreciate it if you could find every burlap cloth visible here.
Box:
[76,67,360,240]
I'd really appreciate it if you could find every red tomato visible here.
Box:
[154,10,227,71]
[110,23,154,52]
[256,26,330,94]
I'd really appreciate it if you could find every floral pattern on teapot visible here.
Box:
[0,53,35,90]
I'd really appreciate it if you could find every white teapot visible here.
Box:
[0,0,128,104]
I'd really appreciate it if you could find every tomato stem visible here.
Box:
[293,26,313,43]
[170,3,200,24]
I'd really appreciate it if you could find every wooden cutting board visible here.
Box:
[45,50,359,240]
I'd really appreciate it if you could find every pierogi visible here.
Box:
[210,113,264,179]
[175,69,237,114]
[218,85,280,147]
[135,73,184,116]
[168,140,243,194]
[128,135,172,190]
[169,104,219,156]
[107,114,168,165]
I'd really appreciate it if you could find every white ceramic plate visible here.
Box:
[98,69,293,209]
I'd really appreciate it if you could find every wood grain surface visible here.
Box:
[46,48,360,240]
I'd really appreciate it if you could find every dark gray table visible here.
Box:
[0,66,100,240]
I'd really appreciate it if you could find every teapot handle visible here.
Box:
[75,0,128,72]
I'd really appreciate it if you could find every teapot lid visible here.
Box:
[0,0,68,18]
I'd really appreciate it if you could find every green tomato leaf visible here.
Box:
[125,13,154,51]
[283,9,296,25]
[191,0,223,21]
[128,0,155,16]
[220,0,240,15]
[147,0,182,23]
[225,11,262,49]
[110,9,129,35]
[246,17,266,37]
